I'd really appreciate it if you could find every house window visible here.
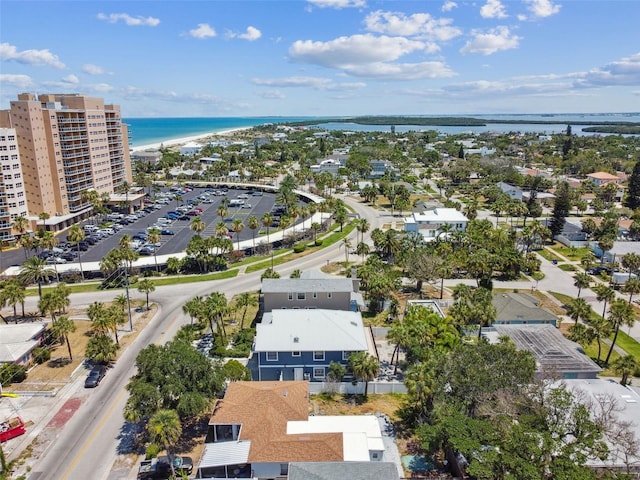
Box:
[327,292,332,299]
[292,351,301,357]
[266,352,278,361]
[342,351,353,361]
[313,367,325,379]
[288,292,293,301]
[280,464,289,475]
[313,351,324,361]
[372,452,379,459]
[297,292,306,300]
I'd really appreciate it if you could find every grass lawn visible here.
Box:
[538,248,565,263]
[558,264,577,272]
[551,243,592,262]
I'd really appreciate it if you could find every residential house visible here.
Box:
[0,323,47,366]
[485,324,602,379]
[492,293,558,327]
[253,309,371,382]
[497,181,524,201]
[593,241,640,263]
[586,171,622,187]
[310,159,341,176]
[180,142,203,156]
[261,271,363,312]
[369,160,397,179]
[403,207,468,242]
[199,154,223,165]
[197,381,386,479]
[130,150,162,165]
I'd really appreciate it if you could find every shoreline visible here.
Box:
[130,127,251,153]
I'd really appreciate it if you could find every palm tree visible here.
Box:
[85,333,118,365]
[355,218,370,245]
[182,296,203,326]
[215,221,229,238]
[247,215,259,251]
[604,298,635,365]
[348,351,379,397]
[12,215,29,245]
[67,225,86,280]
[261,212,273,243]
[341,237,352,264]
[190,217,205,236]
[573,272,591,298]
[593,284,616,321]
[2,279,26,322]
[137,278,156,310]
[565,297,592,325]
[235,292,257,329]
[231,219,244,251]
[38,212,50,232]
[217,205,228,222]
[18,256,56,299]
[147,228,161,272]
[149,409,182,478]
[88,301,121,345]
[51,315,76,361]
[611,355,639,386]
[622,277,640,306]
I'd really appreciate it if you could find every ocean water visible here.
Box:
[124,117,317,147]
[125,113,640,147]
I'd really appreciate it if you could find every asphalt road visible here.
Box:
[21,195,383,480]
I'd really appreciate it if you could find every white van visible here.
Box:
[229,199,245,207]
[83,224,98,233]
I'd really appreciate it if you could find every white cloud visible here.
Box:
[188,23,216,39]
[364,10,462,42]
[0,74,33,89]
[226,26,262,41]
[573,52,640,88]
[290,34,426,66]
[524,0,561,18]
[480,0,508,19]
[61,74,79,84]
[442,1,458,12]
[82,64,105,75]
[251,76,365,91]
[257,90,286,99]
[342,61,456,80]
[306,0,366,9]
[96,13,160,27]
[0,42,65,69]
[460,26,521,55]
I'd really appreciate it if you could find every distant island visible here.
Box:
[285,116,640,134]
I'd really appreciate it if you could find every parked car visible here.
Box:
[61,252,77,261]
[137,455,193,479]
[160,229,175,235]
[84,364,107,388]
[46,257,67,264]
[138,246,155,256]
[242,203,252,209]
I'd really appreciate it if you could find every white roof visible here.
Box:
[254,309,368,352]
[287,415,384,461]
[198,440,251,469]
[0,323,46,363]
[411,208,468,223]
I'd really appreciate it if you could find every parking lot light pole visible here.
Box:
[123,264,133,331]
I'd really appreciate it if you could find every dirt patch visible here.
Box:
[310,393,404,421]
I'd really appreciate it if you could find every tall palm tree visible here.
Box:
[147,228,161,273]
[190,217,205,236]
[573,272,591,298]
[622,277,640,306]
[67,225,86,280]
[565,297,592,325]
[149,409,182,479]
[355,218,370,245]
[604,299,635,365]
[12,215,29,241]
[593,284,616,321]
[217,205,228,222]
[261,212,273,243]
[1,279,26,322]
[611,355,639,386]
[235,292,257,329]
[38,212,50,232]
[182,296,203,326]
[247,215,259,251]
[231,219,244,251]
[51,315,76,360]
[215,221,229,238]
[137,279,156,310]
[348,351,379,397]
[18,256,56,299]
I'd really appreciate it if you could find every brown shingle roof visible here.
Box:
[209,381,343,463]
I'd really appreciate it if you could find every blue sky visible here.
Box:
[1,0,638,117]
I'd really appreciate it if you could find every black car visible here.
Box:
[160,229,175,235]
[60,252,77,261]
[84,364,107,388]
[137,456,193,479]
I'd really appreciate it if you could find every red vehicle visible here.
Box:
[0,417,26,442]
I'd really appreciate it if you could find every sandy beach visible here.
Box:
[130,127,250,153]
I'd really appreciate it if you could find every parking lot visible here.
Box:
[3,185,312,270]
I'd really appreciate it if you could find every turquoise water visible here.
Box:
[125,113,640,147]
[124,116,317,147]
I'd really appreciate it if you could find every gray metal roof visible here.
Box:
[255,309,368,352]
[197,440,251,469]
[288,462,400,480]
[491,325,602,374]
[262,277,355,294]
[492,293,557,323]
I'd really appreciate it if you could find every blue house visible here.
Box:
[253,309,370,382]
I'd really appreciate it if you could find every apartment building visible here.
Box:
[0,128,28,241]
[0,93,132,231]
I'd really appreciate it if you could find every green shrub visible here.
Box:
[0,363,27,385]
[293,243,306,253]
[32,347,51,364]
[314,239,323,246]
[145,443,160,459]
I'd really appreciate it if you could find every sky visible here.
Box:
[1,0,639,118]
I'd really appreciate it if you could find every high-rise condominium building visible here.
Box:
[0,128,28,242]
[0,93,132,231]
